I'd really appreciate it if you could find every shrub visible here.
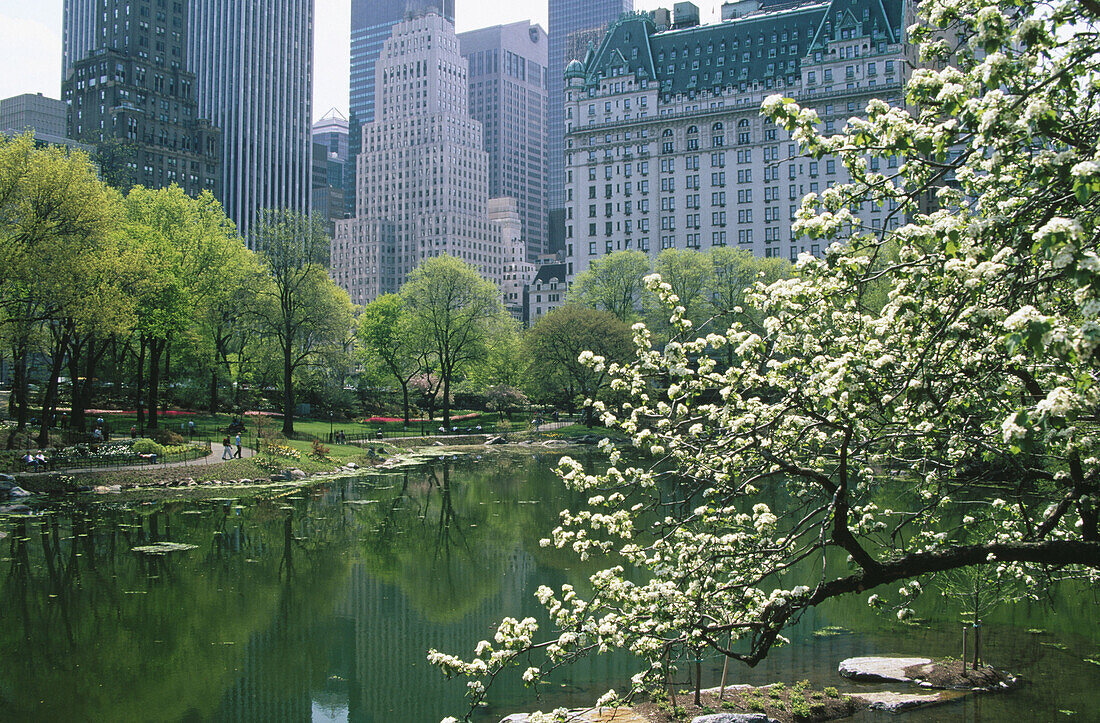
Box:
[746,699,766,713]
[311,439,330,459]
[791,698,812,718]
[151,427,185,445]
[824,687,839,698]
[263,441,301,460]
[132,439,166,456]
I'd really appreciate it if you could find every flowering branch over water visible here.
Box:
[431,0,1100,718]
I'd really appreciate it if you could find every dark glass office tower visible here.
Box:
[547,0,633,254]
[61,0,221,197]
[188,0,314,241]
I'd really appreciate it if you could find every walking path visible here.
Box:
[16,443,254,477]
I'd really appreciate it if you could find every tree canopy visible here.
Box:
[431,0,1100,717]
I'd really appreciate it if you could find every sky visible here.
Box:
[0,0,719,123]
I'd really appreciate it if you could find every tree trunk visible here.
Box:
[69,334,102,431]
[7,332,30,449]
[282,335,295,435]
[442,372,451,429]
[37,321,73,447]
[135,336,146,434]
[210,368,219,413]
[400,381,410,425]
[162,341,171,411]
[148,337,164,430]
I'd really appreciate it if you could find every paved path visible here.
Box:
[16,443,254,477]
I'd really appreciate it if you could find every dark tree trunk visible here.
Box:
[442,372,451,429]
[147,337,164,430]
[70,337,103,435]
[282,331,295,435]
[37,321,73,447]
[7,332,30,449]
[135,336,146,434]
[162,341,171,411]
[401,381,410,425]
[210,368,219,413]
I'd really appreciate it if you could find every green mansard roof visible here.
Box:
[571,0,904,98]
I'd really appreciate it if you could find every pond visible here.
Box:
[0,449,1097,722]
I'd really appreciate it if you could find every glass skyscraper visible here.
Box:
[547,0,633,254]
[188,0,314,241]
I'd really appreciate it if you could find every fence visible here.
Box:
[6,441,212,475]
[322,416,579,445]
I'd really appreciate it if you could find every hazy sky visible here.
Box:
[0,0,718,123]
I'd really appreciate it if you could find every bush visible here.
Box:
[132,439,166,456]
[310,439,330,459]
[151,427,185,445]
[823,687,839,699]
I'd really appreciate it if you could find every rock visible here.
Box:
[93,485,122,494]
[0,473,16,485]
[345,462,359,469]
[501,708,648,722]
[692,714,779,723]
[289,469,307,480]
[484,436,506,445]
[848,689,969,713]
[838,656,932,683]
[238,479,251,485]
[6,485,32,498]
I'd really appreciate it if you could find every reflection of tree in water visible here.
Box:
[0,497,353,722]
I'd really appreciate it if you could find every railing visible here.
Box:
[6,442,212,475]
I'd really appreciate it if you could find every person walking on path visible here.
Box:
[188,420,195,439]
[222,435,233,460]
[234,433,243,459]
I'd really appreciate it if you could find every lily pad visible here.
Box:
[131,542,199,555]
[813,626,853,638]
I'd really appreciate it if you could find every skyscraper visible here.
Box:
[60,0,221,196]
[348,0,455,220]
[312,109,349,236]
[548,0,633,254]
[187,0,314,240]
[333,13,502,306]
[458,21,548,263]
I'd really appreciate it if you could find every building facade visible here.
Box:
[563,0,913,278]
[349,0,455,228]
[1,94,68,138]
[187,0,314,239]
[527,263,568,322]
[334,13,503,306]
[491,197,535,322]
[60,0,221,197]
[548,0,634,256]
[458,21,549,262]
[312,109,349,236]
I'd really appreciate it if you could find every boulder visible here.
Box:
[484,436,507,445]
[0,473,17,485]
[691,714,779,723]
[848,689,969,713]
[838,656,932,683]
[289,469,307,480]
[5,485,32,498]
[345,462,359,470]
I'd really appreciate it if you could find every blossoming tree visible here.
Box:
[430,0,1100,718]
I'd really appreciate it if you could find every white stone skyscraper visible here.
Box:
[187,0,314,240]
[334,13,503,306]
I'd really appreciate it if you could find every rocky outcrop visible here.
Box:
[691,714,780,723]
[501,708,647,722]
[847,689,969,713]
[838,656,932,683]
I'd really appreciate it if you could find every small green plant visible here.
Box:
[768,686,783,700]
[810,691,824,700]
[746,699,766,712]
[699,706,715,714]
[720,701,736,710]
[824,686,839,698]
[310,439,330,459]
[794,679,810,692]
[791,699,812,718]
[132,438,166,456]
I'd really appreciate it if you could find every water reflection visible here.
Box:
[1,451,1097,722]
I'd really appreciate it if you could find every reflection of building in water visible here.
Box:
[333,547,535,721]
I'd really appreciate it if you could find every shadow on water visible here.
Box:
[0,449,1097,722]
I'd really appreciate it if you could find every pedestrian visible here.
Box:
[221,435,232,460]
[234,432,243,459]
[130,425,137,439]
[188,420,195,439]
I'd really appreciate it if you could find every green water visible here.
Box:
[0,450,1097,722]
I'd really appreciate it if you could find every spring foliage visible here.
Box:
[430,0,1100,718]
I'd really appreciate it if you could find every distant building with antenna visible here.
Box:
[313,109,350,236]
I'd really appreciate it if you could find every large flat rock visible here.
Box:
[838,656,932,683]
[848,689,969,712]
[500,708,647,723]
[691,714,780,723]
